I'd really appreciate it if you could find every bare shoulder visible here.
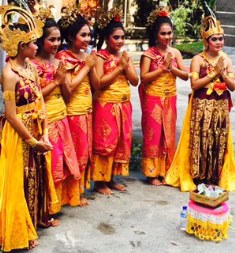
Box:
[2,63,19,90]
[191,54,203,63]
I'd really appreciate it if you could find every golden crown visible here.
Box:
[96,7,123,30]
[200,15,224,41]
[146,6,171,27]
[0,5,43,57]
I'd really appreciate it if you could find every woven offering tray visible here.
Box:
[190,186,229,208]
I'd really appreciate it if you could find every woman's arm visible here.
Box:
[190,55,225,91]
[2,65,53,153]
[140,55,165,83]
[123,52,139,86]
[170,49,189,81]
[221,57,235,91]
[95,52,129,89]
[88,51,100,90]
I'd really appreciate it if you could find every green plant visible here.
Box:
[175,41,203,58]
[171,4,191,38]
[130,137,142,171]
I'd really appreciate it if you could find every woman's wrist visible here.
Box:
[25,137,38,147]
[208,71,217,80]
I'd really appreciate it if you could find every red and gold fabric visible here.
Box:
[165,52,235,191]
[92,49,132,182]
[139,47,178,178]
[56,50,92,191]
[33,59,81,213]
[0,60,57,252]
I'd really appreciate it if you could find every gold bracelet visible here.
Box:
[208,71,216,80]
[43,128,48,135]
[25,137,38,147]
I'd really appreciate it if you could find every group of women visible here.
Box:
[0,2,235,252]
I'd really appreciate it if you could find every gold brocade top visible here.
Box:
[4,59,45,134]
[32,59,67,123]
[199,51,228,96]
[143,47,177,97]
[56,50,92,115]
[94,49,130,103]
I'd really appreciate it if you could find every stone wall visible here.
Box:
[216,0,235,47]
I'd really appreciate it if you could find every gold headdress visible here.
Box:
[36,7,54,23]
[200,16,224,44]
[0,5,43,57]
[96,7,123,30]
[59,7,84,29]
[146,6,171,27]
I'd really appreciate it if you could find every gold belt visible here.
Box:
[16,100,41,114]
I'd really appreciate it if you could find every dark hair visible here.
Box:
[97,20,125,50]
[58,15,89,45]
[36,18,59,54]
[147,16,173,47]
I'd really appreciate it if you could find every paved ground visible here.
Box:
[1,47,235,252]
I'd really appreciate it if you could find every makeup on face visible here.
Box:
[209,36,224,42]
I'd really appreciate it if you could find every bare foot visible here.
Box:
[29,240,38,250]
[94,182,113,195]
[49,218,60,227]
[80,196,89,207]
[147,177,163,186]
[107,180,126,191]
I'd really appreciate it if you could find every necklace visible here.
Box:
[202,51,222,67]
[10,58,37,82]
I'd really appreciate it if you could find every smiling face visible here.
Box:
[208,34,224,52]
[157,23,173,47]
[106,28,125,53]
[72,24,91,51]
[43,27,61,55]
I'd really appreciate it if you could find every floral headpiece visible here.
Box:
[59,6,85,29]
[97,7,123,30]
[200,16,224,45]
[36,7,54,24]
[0,5,43,57]
[146,6,171,27]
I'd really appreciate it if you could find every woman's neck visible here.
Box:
[205,49,220,58]
[37,51,55,62]
[11,56,27,68]
[106,46,120,56]
[156,44,169,53]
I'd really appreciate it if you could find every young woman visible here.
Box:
[33,13,82,215]
[139,7,188,186]
[57,9,99,205]
[0,6,56,251]
[165,15,235,191]
[92,8,139,195]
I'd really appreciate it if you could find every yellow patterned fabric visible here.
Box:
[145,72,177,97]
[94,74,130,103]
[92,154,129,181]
[186,201,231,242]
[0,122,38,252]
[44,87,67,123]
[67,75,92,115]
[186,215,230,242]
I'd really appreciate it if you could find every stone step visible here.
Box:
[216,12,235,26]
[216,0,235,12]
[224,35,235,47]
[222,25,235,35]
